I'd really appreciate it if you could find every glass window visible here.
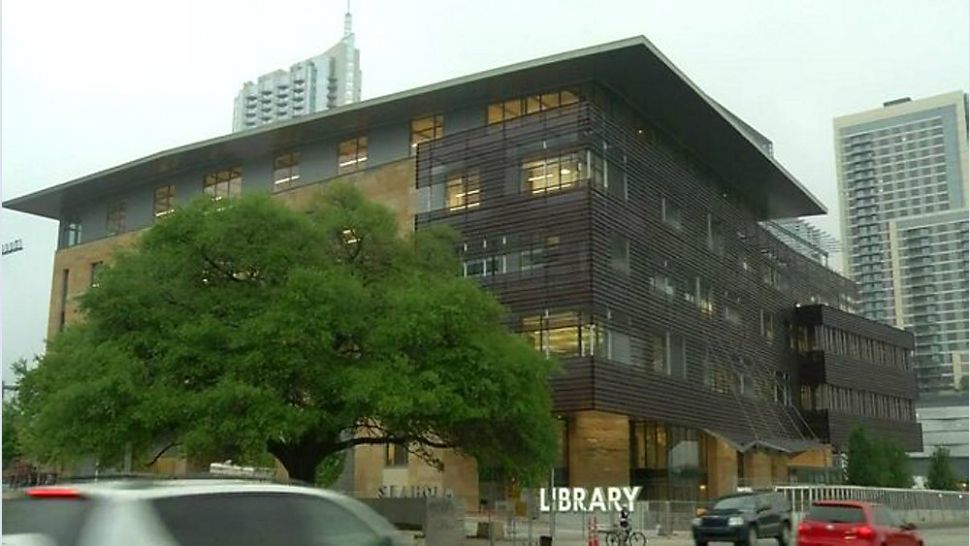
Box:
[706,214,724,254]
[106,200,127,236]
[650,332,668,374]
[2,497,93,546]
[152,493,382,546]
[385,443,409,467]
[63,217,82,247]
[610,234,630,272]
[662,198,682,230]
[338,136,368,174]
[723,304,742,326]
[651,273,675,298]
[203,168,242,200]
[487,104,504,125]
[696,277,714,316]
[760,310,774,340]
[446,172,481,211]
[273,152,301,190]
[605,160,627,200]
[522,311,586,358]
[805,504,866,524]
[669,333,686,379]
[487,89,580,124]
[154,184,176,218]
[410,115,443,154]
[521,150,586,194]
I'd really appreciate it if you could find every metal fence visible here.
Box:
[775,484,969,514]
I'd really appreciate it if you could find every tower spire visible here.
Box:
[343,0,352,37]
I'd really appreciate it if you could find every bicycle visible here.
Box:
[604,526,648,546]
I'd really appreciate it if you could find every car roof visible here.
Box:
[812,500,876,508]
[19,480,351,501]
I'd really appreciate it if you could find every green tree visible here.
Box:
[926,446,959,491]
[16,185,559,484]
[3,399,23,468]
[846,427,880,486]
[846,427,912,487]
[880,438,913,488]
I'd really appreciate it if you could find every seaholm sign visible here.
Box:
[377,485,454,499]
[539,487,641,513]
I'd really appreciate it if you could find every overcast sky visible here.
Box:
[2,0,968,383]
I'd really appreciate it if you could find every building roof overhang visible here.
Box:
[4,36,826,221]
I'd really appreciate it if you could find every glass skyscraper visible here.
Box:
[834,92,969,393]
[232,8,361,132]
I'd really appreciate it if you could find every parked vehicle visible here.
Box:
[797,500,923,546]
[691,491,792,545]
[2,479,404,546]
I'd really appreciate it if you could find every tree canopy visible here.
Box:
[926,446,959,491]
[845,427,912,488]
[15,185,559,483]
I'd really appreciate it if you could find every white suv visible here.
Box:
[3,479,405,546]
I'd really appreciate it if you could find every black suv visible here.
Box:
[691,491,791,545]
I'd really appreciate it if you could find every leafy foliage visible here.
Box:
[3,399,23,468]
[926,446,959,491]
[16,185,559,483]
[845,427,912,488]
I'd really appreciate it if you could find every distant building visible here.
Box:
[231,7,361,132]
[910,392,969,485]
[762,218,841,269]
[834,92,969,394]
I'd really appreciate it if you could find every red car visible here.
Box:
[797,500,923,546]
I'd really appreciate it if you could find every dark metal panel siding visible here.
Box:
[414,99,877,447]
[819,306,915,349]
[799,352,919,398]
[813,410,923,452]
[550,359,595,412]
[592,361,812,444]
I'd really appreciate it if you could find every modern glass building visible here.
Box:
[5,38,922,504]
[231,8,361,132]
[834,92,969,393]
[890,210,969,393]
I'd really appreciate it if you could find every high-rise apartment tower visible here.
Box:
[834,92,969,393]
[232,6,361,132]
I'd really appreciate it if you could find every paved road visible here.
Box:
[459,524,969,546]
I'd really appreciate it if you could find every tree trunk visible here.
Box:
[268,439,334,484]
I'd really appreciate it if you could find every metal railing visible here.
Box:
[775,484,969,514]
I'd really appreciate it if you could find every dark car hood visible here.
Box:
[704,508,751,517]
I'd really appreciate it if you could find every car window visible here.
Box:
[152,492,382,546]
[806,504,866,524]
[766,493,789,510]
[2,497,94,546]
[872,505,904,528]
[713,495,755,510]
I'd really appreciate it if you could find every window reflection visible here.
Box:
[106,200,127,235]
[410,115,443,155]
[446,173,480,211]
[522,151,587,194]
[487,89,580,125]
[273,152,301,190]
[154,185,176,218]
[203,168,242,201]
[631,420,709,500]
[522,311,591,358]
[338,136,368,174]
